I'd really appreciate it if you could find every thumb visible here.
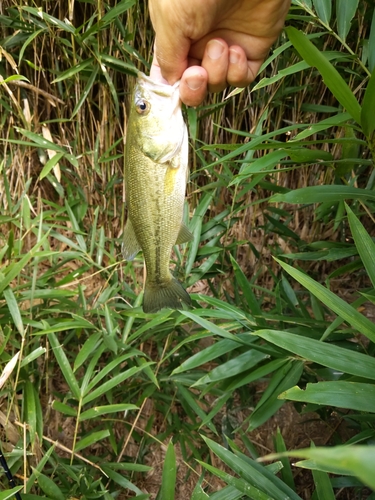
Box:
[152,34,191,84]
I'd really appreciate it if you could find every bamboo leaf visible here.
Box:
[48,333,81,400]
[39,152,64,180]
[336,0,359,42]
[52,58,95,83]
[37,473,65,500]
[270,185,375,204]
[264,446,375,490]
[369,9,375,72]
[160,441,176,500]
[202,437,293,500]
[0,487,23,500]
[312,468,335,500]
[280,381,375,412]
[274,259,375,342]
[286,27,361,123]
[82,364,151,405]
[74,429,110,452]
[255,329,375,379]
[346,204,375,289]
[312,0,332,25]
[361,66,375,138]
[79,403,138,421]
[3,287,24,336]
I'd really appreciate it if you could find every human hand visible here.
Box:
[149,0,291,106]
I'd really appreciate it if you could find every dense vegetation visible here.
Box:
[0,0,375,498]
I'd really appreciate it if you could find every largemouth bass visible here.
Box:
[122,72,193,313]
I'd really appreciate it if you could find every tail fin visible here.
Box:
[143,277,191,313]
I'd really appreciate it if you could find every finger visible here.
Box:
[150,23,191,84]
[150,55,170,84]
[227,46,259,87]
[179,66,208,107]
[201,39,229,94]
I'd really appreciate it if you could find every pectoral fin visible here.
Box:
[175,223,194,244]
[122,218,141,261]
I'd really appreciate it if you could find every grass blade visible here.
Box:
[159,441,176,500]
[48,333,81,400]
[255,329,375,379]
[275,259,375,342]
[280,381,375,412]
[286,26,361,123]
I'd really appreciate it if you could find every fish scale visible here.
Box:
[122,72,193,313]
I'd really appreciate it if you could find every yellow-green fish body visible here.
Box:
[122,72,192,313]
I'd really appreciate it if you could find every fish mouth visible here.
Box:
[137,71,180,98]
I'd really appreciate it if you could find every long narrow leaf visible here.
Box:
[275,259,375,342]
[286,27,361,123]
[255,329,375,379]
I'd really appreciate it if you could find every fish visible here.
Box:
[122,71,193,314]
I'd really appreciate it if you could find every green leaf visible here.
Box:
[101,466,145,495]
[21,347,46,367]
[74,429,110,452]
[101,0,136,24]
[179,311,245,344]
[274,429,295,491]
[346,204,375,289]
[280,382,375,412]
[312,0,331,25]
[48,333,81,400]
[361,66,375,138]
[79,403,138,421]
[172,338,240,375]
[160,441,176,500]
[270,185,375,204]
[82,364,151,405]
[198,460,270,500]
[0,487,23,500]
[255,329,375,379]
[274,259,375,343]
[336,0,359,42]
[248,361,304,431]
[234,149,289,180]
[312,468,335,500]
[51,58,95,83]
[37,472,65,500]
[369,9,375,72]
[73,332,102,372]
[193,349,267,386]
[52,400,78,417]
[24,380,37,445]
[265,446,375,490]
[3,286,24,336]
[39,152,64,180]
[71,65,99,118]
[203,437,294,500]
[286,27,361,123]
[15,128,66,152]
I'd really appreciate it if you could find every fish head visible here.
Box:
[129,72,187,164]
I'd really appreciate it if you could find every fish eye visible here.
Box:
[135,99,150,115]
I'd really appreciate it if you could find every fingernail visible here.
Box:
[186,75,204,91]
[229,49,240,64]
[207,39,225,60]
